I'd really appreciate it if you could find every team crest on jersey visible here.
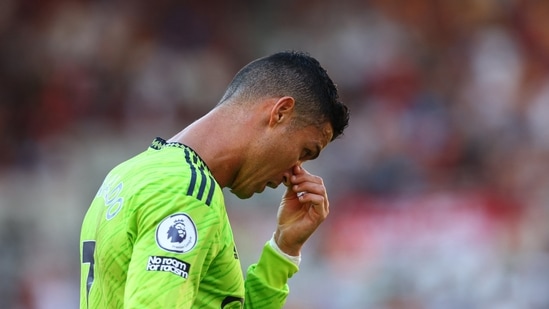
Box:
[156,213,197,253]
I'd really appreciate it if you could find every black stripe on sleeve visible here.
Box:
[205,175,215,206]
[184,148,197,196]
[196,168,208,201]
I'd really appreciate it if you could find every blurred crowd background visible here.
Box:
[1,0,549,308]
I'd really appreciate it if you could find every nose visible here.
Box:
[282,164,299,187]
[282,173,291,187]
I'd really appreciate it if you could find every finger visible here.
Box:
[282,165,304,189]
[311,202,329,219]
[293,177,326,196]
[302,194,330,219]
[298,190,329,214]
[292,170,323,186]
[293,164,305,176]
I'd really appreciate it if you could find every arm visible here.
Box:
[244,165,329,308]
[244,241,298,309]
[124,194,220,308]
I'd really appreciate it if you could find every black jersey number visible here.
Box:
[82,240,96,304]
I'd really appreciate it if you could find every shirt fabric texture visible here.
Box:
[80,137,299,309]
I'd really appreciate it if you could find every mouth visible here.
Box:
[263,175,289,192]
[266,181,278,189]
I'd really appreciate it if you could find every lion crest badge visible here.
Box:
[156,213,197,253]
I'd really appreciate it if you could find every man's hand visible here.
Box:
[274,165,329,256]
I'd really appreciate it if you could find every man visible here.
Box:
[80,50,349,308]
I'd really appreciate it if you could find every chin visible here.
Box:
[230,188,255,200]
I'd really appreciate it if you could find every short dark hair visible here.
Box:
[219,50,349,140]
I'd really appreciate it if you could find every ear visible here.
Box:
[268,96,295,127]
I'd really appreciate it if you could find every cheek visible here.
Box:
[256,139,297,173]
[267,153,298,175]
[252,151,290,178]
[265,146,292,163]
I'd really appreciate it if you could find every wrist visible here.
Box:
[273,231,302,257]
[270,234,301,266]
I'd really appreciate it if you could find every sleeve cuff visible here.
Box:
[250,240,299,289]
[269,236,302,266]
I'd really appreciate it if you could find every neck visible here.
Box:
[168,107,252,188]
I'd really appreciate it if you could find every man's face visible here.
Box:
[175,223,186,239]
[230,121,333,199]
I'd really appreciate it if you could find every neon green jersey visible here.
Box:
[80,138,298,309]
